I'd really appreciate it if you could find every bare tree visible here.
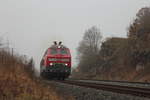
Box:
[83,26,102,53]
[78,26,102,57]
[77,26,102,73]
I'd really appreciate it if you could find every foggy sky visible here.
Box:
[0,0,149,70]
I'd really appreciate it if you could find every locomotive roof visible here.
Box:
[49,44,68,49]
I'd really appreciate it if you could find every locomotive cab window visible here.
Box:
[50,49,58,55]
[60,49,68,54]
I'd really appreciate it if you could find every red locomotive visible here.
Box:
[40,41,71,80]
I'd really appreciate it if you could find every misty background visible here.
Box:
[0,0,149,70]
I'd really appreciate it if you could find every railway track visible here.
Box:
[57,80,150,98]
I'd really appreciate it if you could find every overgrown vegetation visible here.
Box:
[0,44,70,100]
[72,7,150,82]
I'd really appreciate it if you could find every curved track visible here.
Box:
[57,80,150,98]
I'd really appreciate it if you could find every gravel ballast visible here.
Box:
[49,81,150,100]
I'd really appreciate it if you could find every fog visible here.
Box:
[0,0,149,70]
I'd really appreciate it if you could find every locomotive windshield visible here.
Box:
[50,49,58,55]
[50,48,68,55]
[60,49,68,54]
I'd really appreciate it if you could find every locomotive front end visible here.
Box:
[40,42,71,80]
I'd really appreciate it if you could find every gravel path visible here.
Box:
[49,81,150,100]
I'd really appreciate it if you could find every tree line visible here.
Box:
[72,7,150,80]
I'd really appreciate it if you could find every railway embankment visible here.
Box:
[0,49,73,100]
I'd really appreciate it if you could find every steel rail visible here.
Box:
[58,80,150,98]
[70,78,150,85]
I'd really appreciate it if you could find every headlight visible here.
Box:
[49,63,53,66]
[61,59,69,62]
[48,58,57,61]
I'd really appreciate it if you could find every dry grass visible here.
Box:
[0,50,74,100]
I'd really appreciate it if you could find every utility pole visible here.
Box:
[12,48,13,57]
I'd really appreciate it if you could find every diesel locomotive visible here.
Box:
[40,41,71,80]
